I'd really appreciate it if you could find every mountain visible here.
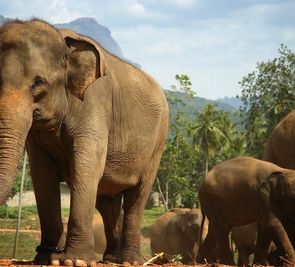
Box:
[55,17,140,67]
[0,15,8,24]
[166,91,238,118]
[55,17,124,58]
[216,96,243,110]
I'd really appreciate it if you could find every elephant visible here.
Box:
[150,208,208,264]
[264,109,295,169]
[0,19,168,266]
[264,109,295,254]
[197,156,295,266]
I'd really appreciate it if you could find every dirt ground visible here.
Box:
[0,259,239,267]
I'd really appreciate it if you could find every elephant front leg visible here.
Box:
[27,145,65,266]
[255,215,295,266]
[63,137,107,267]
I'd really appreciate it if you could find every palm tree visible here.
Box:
[189,104,231,175]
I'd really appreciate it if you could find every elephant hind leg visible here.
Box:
[96,193,123,263]
[120,151,163,264]
[197,220,218,263]
[215,220,234,265]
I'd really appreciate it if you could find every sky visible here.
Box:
[0,0,294,99]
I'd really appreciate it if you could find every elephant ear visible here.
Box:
[262,171,284,200]
[60,29,107,100]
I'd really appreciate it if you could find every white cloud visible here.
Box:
[47,0,81,23]
[128,3,145,16]
[167,0,198,8]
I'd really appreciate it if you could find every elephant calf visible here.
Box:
[150,208,207,264]
[197,156,295,266]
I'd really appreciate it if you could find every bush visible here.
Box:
[0,205,19,219]
[0,205,38,219]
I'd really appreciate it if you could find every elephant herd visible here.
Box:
[150,110,295,266]
[0,18,295,267]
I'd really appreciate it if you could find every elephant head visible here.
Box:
[263,171,295,217]
[0,19,106,204]
[177,209,201,242]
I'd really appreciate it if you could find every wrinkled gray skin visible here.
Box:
[150,208,208,264]
[197,157,295,266]
[0,20,168,266]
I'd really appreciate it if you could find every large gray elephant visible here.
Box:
[264,109,295,169]
[150,208,208,264]
[264,109,295,253]
[197,157,295,266]
[0,19,168,266]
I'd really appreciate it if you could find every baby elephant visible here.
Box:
[197,157,295,266]
[150,208,207,264]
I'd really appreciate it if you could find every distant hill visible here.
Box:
[216,96,243,110]
[165,91,238,118]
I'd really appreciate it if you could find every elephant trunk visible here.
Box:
[0,100,32,204]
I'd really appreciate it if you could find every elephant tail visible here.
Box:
[198,209,206,253]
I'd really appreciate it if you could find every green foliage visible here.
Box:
[0,205,38,219]
[10,154,32,199]
[239,44,295,158]
[190,104,245,175]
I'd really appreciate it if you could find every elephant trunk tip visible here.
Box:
[0,178,14,205]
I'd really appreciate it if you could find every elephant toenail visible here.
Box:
[122,261,131,267]
[51,259,60,266]
[75,259,87,267]
[90,261,97,267]
[64,259,74,266]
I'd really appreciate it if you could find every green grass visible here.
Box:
[0,206,164,260]
[0,232,39,259]
[141,206,164,237]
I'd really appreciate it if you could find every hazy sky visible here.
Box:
[0,0,294,99]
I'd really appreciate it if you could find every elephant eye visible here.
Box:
[31,76,47,90]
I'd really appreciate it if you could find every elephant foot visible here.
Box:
[103,252,118,263]
[63,259,97,267]
[119,249,144,265]
[34,245,64,266]
[61,251,97,267]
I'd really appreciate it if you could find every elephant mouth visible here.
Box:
[32,109,62,133]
